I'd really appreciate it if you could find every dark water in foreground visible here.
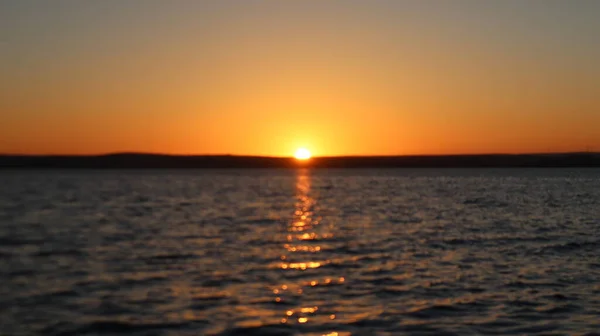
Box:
[1,169,599,336]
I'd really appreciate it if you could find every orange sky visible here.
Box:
[1,1,599,157]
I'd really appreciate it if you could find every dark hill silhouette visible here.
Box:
[1,152,600,169]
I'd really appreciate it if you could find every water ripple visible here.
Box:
[1,169,600,335]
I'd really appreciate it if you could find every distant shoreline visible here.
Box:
[1,152,600,169]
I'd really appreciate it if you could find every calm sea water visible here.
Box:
[1,169,599,336]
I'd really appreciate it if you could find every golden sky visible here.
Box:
[1,1,599,156]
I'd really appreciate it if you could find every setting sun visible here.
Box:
[294,148,312,160]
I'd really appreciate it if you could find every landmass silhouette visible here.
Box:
[1,152,599,168]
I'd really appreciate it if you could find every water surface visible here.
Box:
[1,169,599,335]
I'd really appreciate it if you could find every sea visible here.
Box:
[1,169,599,336]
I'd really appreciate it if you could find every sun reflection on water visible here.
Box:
[274,169,343,335]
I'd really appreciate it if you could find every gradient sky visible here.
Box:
[1,0,599,156]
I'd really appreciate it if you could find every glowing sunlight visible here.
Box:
[294,148,312,160]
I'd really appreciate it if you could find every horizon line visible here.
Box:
[1,151,599,158]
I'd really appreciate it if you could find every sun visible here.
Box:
[294,148,312,160]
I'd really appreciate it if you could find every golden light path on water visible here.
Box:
[274,170,349,336]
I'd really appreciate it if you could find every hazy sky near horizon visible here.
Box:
[1,0,599,156]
